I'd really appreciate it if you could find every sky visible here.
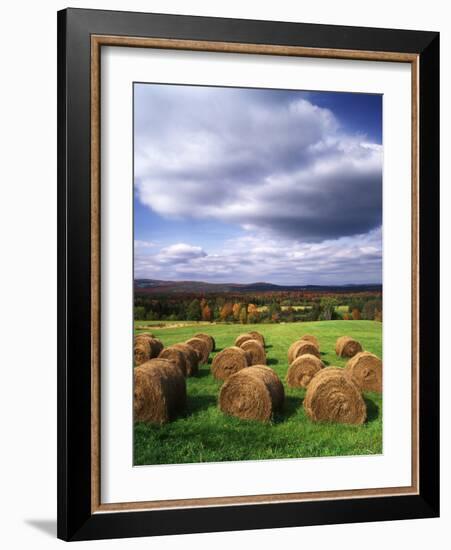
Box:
[134,83,382,285]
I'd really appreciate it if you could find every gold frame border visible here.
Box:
[90,35,420,514]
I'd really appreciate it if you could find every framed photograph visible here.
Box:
[57,8,439,541]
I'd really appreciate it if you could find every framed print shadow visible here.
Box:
[57,8,440,542]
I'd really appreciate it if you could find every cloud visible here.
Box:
[134,228,382,285]
[134,85,382,242]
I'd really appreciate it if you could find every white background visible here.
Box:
[0,0,448,548]
[101,47,412,504]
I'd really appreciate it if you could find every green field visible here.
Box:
[134,320,382,465]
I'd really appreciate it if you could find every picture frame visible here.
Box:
[57,7,439,541]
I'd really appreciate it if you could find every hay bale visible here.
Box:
[234,333,255,348]
[304,367,366,425]
[185,337,210,365]
[134,339,151,366]
[248,331,265,347]
[299,334,319,349]
[211,346,250,381]
[345,351,382,392]
[286,354,324,388]
[194,333,215,353]
[288,339,321,364]
[158,346,187,377]
[335,336,363,358]
[135,334,164,358]
[136,331,154,339]
[171,343,199,376]
[133,358,186,424]
[219,365,284,422]
[239,338,266,365]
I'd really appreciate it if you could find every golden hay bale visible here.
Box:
[171,343,199,376]
[288,339,321,364]
[286,354,324,388]
[248,331,265,347]
[219,365,284,422]
[185,337,210,365]
[134,339,151,366]
[158,346,187,377]
[335,336,363,358]
[211,346,250,381]
[234,333,255,348]
[136,331,155,339]
[239,338,266,365]
[299,334,319,349]
[345,351,382,393]
[304,367,366,425]
[133,359,186,424]
[194,333,215,353]
[135,334,164,358]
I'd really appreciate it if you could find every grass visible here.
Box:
[134,320,382,465]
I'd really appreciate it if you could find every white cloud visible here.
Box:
[134,86,382,242]
[134,228,382,285]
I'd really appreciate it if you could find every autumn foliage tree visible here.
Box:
[232,302,242,321]
[202,304,212,322]
[220,302,234,321]
[352,308,361,320]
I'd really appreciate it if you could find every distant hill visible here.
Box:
[134,279,382,294]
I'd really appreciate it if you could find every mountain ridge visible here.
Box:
[135,279,382,293]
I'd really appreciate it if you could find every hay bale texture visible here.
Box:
[248,331,265,347]
[299,334,319,349]
[304,367,366,425]
[158,346,187,377]
[286,354,324,388]
[171,343,199,376]
[346,351,382,392]
[219,365,284,422]
[185,337,210,365]
[194,333,216,353]
[134,337,151,366]
[239,339,266,365]
[335,336,363,358]
[133,359,186,424]
[211,346,249,381]
[287,339,321,364]
[234,333,256,348]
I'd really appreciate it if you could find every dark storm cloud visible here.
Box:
[134,84,382,242]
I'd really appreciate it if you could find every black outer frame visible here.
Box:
[57,8,439,542]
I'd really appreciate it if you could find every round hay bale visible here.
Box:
[239,338,266,365]
[288,340,321,364]
[211,346,249,381]
[304,367,366,425]
[219,365,284,422]
[158,346,187,377]
[335,336,363,358]
[286,354,324,388]
[135,334,164,358]
[171,343,199,376]
[134,339,151,366]
[136,331,154,339]
[185,337,210,365]
[133,358,186,424]
[345,351,382,392]
[299,334,319,349]
[234,333,255,348]
[248,331,265,347]
[194,333,215,353]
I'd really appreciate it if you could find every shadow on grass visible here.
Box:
[273,395,302,423]
[364,397,380,422]
[265,344,273,349]
[267,357,279,366]
[214,347,224,353]
[194,367,212,379]
[186,394,217,415]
